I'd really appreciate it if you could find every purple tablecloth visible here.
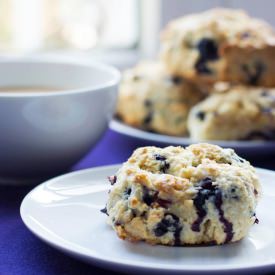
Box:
[1,129,275,275]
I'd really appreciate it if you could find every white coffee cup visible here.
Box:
[0,57,120,184]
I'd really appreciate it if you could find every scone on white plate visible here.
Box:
[160,8,275,86]
[102,144,260,246]
[188,85,275,140]
[116,61,205,136]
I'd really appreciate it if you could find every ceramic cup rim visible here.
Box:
[0,57,121,98]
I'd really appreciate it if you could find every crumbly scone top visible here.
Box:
[191,85,275,116]
[119,143,260,199]
[121,61,195,86]
[162,8,275,47]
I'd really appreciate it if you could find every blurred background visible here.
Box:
[0,0,274,69]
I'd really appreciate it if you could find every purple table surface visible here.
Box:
[1,128,275,275]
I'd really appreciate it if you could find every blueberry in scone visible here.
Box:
[102,144,260,246]
[160,8,275,86]
[116,61,205,136]
[188,84,275,140]
[195,38,219,74]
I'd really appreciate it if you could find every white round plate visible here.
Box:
[110,119,275,155]
[21,165,275,274]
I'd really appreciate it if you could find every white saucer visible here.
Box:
[21,165,275,274]
[110,119,275,155]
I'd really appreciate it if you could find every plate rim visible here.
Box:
[110,119,275,149]
[20,165,275,273]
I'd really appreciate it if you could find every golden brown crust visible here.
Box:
[188,86,275,140]
[221,46,275,86]
[105,144,260,246]
[160,8,275,86]
[116,61,205,136]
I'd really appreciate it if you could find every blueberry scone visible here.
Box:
[116,61,205,136]
[161,8,275,86]
[102,144,260,246]
[188,85,275,140]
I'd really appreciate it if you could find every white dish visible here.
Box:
[21,164,275,274]
[110,119,275,155]
[0,57,120,184]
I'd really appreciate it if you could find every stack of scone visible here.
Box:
[116,8,275,141]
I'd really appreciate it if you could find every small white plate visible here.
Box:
[21,165,275,274]
[110,119,275,155]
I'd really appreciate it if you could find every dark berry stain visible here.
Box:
[166,75,183,85]
[154,213,182,245]
[197,39,219,60]
[131,209,137,218]
[100,206,109,216]
[155,154,166,161]
[124,187,132,199]
[154,154,170,173]
[147,129,157,134]
[174,227,182,246]
[196,111,206,121]
[253,213,259,224]
[156,198,171,208]
[231,154,245,164]
[143,100,154,126]
[231,187,239,200]
[192,178,214,232]
[195,38,219,74]
[238,157,245,163]
[240,32,251,39]
[142,187,171,208]
[261,90,268,97]
[195,61,212,74]
[241,62,265,85]
[199,177,213,190]
[154,219,169,236]
[214,189,233,243]
[144,99,152,107]
[142,187,158,206]
[143,111,153,125]
[161,162,170,174]
[114,113,123,121]
[192,177,233,243]
[108,175,117,185]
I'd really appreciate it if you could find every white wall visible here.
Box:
[229,0,275,26]
[160,0,221,28]
[160,0,275,27]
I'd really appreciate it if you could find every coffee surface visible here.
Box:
[0,86,65,93]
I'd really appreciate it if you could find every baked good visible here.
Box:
[102,143,260,246]
[116,61,205,136]
[188,85,275,140]
[160,8,275,86]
